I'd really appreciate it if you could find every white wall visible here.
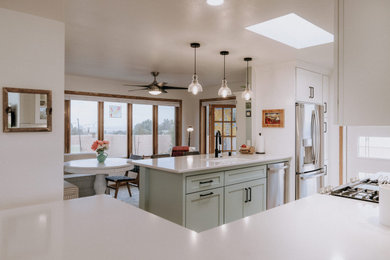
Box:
[65,74,245,150]
[252,62,296,202]
[0,8,65,209]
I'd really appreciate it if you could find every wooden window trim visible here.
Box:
[128,103,133,157]
[153,105,158,155]
[209,104,236,153]
[64,92,182,156]
[98,102,104,140]
[199,97,235,154]
[64,100,70,153]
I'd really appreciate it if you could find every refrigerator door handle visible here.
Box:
[311,111,316,165]
[299,170,326,180]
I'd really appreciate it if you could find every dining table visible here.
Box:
[64,158,134,194]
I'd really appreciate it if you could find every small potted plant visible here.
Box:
[91,140,110,163]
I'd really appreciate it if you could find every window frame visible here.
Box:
[64,91,182,157]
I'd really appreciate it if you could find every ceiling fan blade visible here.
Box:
[123,84,150,87]
[128,87,149,92]
[157,82,168,87]
[162,86,188,90]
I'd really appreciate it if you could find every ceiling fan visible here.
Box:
[124,72,187,96]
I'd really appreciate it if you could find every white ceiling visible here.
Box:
[65,0,334,88]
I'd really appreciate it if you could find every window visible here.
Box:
[132,104,153,156]
[104,102,128,157]
[70,100,98,153]
[158,106,176,154]
[358,136,390,160]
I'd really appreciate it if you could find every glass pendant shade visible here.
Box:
[218,51,232,98]
[242,57,253,101]
[188,43,203,95]
[241,88,253,101]
[148,85,162,95]
[218,79,232,98]
[188,74,203,95]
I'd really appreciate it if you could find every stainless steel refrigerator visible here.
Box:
[295,102,326,199]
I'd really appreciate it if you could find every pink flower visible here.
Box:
[91,141,98,151]
[103,140,109,144]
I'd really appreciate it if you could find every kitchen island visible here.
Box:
[1,194,388,260]
[133,153,291,232]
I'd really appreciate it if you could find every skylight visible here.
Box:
[245,13,334,49]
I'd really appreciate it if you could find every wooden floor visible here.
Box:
[107,186,139,207]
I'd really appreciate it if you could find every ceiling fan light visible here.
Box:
[218,79,232,98]
[242,88,253,101]
[188,74,203,95]
[149,85,162,95]
[207,0,224,6]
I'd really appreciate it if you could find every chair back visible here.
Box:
[151,154,171,159]
[129,154,143,173]
[171,146,189,157]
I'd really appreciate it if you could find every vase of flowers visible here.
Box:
[91,140,110,163]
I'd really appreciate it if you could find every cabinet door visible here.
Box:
[244,178,267,217]
[185,188,223,232]
[322,75,329,117]
[296,68,323,104]
[224,182,247,224]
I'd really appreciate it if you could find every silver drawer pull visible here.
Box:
[199,180,213,185]
[200,192,214,197]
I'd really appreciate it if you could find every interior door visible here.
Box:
[209,105,237,154]
[244,179,267,217]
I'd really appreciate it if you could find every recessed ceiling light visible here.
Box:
[245,13,334,49]
[207,0,224,6]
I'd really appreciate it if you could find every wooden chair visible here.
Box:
[127,154,143,187]
[105,154,143,199]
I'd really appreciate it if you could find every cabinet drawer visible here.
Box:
[186,172,224,194]
[185,187,224,232]
[225,165,266,186]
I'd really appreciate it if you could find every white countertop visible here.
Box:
[132,153,291,173]
[1,195,389,260]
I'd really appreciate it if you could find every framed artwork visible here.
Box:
[109,105,122,118]
[246,110,251,117]
[262,109,284,128]
[245,102,251,109]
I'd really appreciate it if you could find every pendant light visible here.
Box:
[218,51,232,98]
[188,43,203,95]
[242,57,253,101]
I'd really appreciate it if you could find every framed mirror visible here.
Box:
[3,87,52,132]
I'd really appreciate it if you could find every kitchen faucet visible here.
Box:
[215,130,222,158]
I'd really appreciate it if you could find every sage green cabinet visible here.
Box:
[225,178,267,224]
[185,187,224,232]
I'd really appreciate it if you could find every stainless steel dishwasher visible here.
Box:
[267,162,289,209]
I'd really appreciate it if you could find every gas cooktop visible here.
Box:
[330,178,380,203]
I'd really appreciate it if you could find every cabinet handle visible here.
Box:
[309,86,314,99]
[199,192,214,197]
[199,180,213,185]
[324,102,328,113]
[244,188,248,203]
[324,122,328,133]
[248,187,252,202]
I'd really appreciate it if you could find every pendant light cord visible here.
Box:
[223,55,226,80]
[247,61,249,86]
[194,47,197,75]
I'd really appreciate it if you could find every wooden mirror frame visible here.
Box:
[3,87,52,132]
